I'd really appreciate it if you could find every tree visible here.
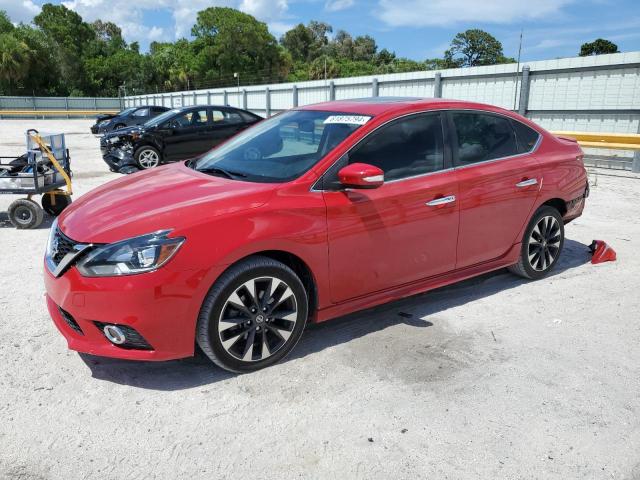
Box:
[0,33,33,92]
[0,10,14,34]
[191,7,285,84]
[580,38,619,56]
[444,29,512,67]
[280,23,314,62]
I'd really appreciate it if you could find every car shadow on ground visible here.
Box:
[80,238,592,390]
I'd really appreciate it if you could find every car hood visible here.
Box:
[96,113,117,122]
[104,125,143,139]
[58,162,276,244]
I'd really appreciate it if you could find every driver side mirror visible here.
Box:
[338,163,384,189]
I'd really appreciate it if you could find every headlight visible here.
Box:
[99,119,112,126]
[76,230,184,277]
[108,136,120,143]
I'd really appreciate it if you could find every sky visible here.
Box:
[2,0,640,62]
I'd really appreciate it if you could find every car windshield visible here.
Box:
[192,110,371,183]
[119,107,137,116]
[143,109,181,128]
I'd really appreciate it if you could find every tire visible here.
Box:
[114,123,126,130]
[196,256,309,373]
[41,192,72,216]
[134,146,161,169]
[8,198,44,229]
[508,205,565,280]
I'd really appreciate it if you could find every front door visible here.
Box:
[449,111,542,268]
[322,112,460,303]
[163,108,210,162]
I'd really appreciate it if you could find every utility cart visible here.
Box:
[0,129,73,229]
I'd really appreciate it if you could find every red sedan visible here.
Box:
[44,98,588,372]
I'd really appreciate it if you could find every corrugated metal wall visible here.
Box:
[0,96,122,113]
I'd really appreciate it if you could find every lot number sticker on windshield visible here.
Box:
[323,115,371,125]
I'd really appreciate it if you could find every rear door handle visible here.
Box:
[426,195,456,207]
[516,178,538,188]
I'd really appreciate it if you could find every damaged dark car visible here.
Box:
[100,105,262,173]
[91,106,170,135]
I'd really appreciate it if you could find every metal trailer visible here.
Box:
[0,129,73,229]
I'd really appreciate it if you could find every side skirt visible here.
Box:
[315,243,521,323]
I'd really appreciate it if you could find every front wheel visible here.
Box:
[134,146,161,169]
[509,206,565,280]
[196,256,308,373]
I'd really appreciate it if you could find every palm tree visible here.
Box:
[0,33,33,92]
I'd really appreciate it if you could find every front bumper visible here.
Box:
[44,263,205,361]
[102,150,137,172]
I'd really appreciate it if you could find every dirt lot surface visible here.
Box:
[1,120,639,479]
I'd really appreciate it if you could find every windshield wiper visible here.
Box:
[198,166,247,179]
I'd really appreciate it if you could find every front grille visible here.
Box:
[52,228,78,265]
[59,307,83,335]
[94,322,154,350]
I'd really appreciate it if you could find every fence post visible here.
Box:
[94,97,98,111]
[292,85,298,107]
[223,90,228,106]
[372,78,379,97]
[181,92,185,108]
[434,73,442,98]
[329,81,336,101]
[243,89,248,109]
[265,87,271,117]
[192,91,196,106]
[518,66,531,116]
[207,91,211,105]
[65,97,69,119]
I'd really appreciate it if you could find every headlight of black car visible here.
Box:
[76,230,185,277]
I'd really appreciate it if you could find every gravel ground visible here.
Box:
[1,120,639,480]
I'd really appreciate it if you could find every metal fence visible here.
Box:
[0,96,122,118]
[125,51,640,170]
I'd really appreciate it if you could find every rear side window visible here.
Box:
[348,113,445,181]
[132,108,149,117]
[451,112,518,165]
[512,120,540,153]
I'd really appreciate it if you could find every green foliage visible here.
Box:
[580,38,619,56]
[0,6,576,97]
[444,29,513,67]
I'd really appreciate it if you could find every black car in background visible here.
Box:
[100,105,262,173]
[91,106,170,134]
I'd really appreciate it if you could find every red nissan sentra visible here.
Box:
[44,98,588,372]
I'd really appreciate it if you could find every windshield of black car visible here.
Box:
[143,109,181,128]
[192,110,371,183]
[118,107,136,116]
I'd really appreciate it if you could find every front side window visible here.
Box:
[452,112,518,165]
[348,112,445,181]
[193,110,369,183]
[170,109,208,128]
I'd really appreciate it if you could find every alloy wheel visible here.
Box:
[218,276,298,362]
[138,149,159,168]
[527,215,561,271]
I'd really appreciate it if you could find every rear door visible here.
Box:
[322,112,460,303]
[450,111,541,269]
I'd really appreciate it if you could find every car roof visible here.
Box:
[298,97,510,116]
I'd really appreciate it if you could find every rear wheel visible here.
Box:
[196,256,308,373]
[134,146,161,169]
[509,206,564,280]
[41,192,72,216]
[8,198,44,229]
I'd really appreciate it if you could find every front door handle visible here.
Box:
[516,178,538,188]
[426,195,456,207]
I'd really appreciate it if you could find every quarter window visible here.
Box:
[348,113,445,181]
[512,120,540,153]
[452,112,518,165]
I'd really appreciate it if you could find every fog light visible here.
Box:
[103,325,126,345]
